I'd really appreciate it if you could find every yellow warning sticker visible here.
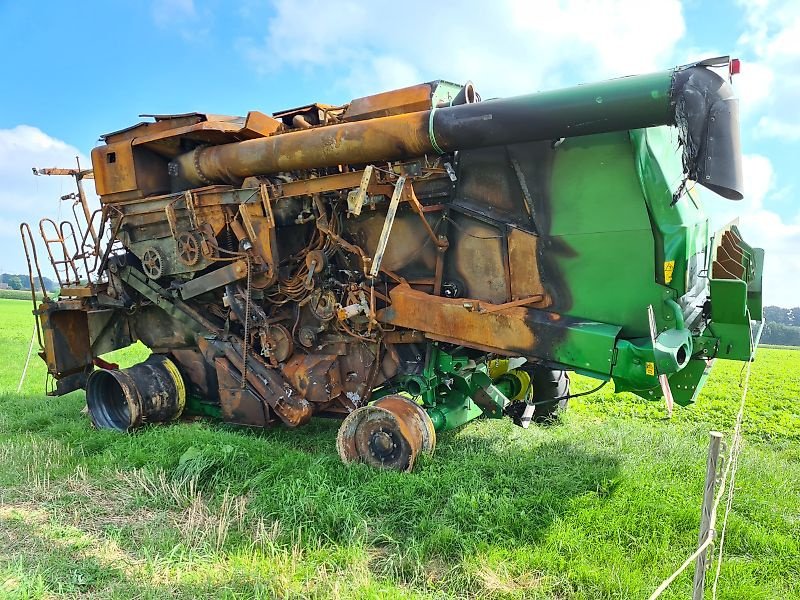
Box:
[645,362,655,376]
[664,260,675,284]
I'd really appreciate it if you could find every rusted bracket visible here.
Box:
[180,259,248,300]
[403,181,448,250]
[120,266,220,333]
[467,294,546,314]
[369,175,406,278]
[347,165,375,217]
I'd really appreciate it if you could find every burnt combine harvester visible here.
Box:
[21,57,763,470]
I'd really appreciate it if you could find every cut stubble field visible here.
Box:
[0,297,798,599]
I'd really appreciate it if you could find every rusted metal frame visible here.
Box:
[219,337,312,427]
[78,209,104,272]
[120,266,220,333]
[75,171,100,248]
[236,204,257,244]
[34,164,100,248]
[39,218,80,288]
[354,338,383,407]
[275,169,362,199]
[60,220,91,286]
[180,259,249,300]
[96,206,127,280]
[259,183,275,225]
[32,167,94,179]
[70,201,88,253]
[382,330,426,344]
[403,181,448,250]
[184,190,199,230]
[104,186,233,211]
[19,223,48,348]
[128,120,249,147]
[347,166,378,216]
[309,191,405,283]
[164,196,182,240]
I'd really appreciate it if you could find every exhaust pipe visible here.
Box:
[86,355,186,431]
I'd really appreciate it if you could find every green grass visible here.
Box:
[0,296,798,599]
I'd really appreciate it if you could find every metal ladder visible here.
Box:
[26,162,103,291]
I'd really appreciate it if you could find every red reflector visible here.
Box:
[730,58,741,75]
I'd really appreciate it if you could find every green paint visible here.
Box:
[186,394,222,419]
[544,125,761,403]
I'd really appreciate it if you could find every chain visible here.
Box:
[241,256,252,389]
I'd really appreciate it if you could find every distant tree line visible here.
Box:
[761,306,800,347]
[1,273,59,292]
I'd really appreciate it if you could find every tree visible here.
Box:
[7,276,22,290]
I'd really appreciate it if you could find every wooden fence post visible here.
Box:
[693,431,723,600]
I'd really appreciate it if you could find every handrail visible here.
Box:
[18,222,48,349]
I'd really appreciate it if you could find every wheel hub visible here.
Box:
[336,394,436,471]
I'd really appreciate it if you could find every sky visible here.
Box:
[0,0,797,307]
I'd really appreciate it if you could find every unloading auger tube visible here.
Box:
[172,58,743,200]
[23,57,763,473]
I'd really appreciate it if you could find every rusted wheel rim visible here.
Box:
[373,395,436,456]
[336,395,436,471]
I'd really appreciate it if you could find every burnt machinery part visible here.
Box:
[177,231,201,266]
[141,247,164,279]
[172,65,742,200]
[336,395,436,471]
[309,289,337,321]
[86,355,186,431]
[265,324,293,363]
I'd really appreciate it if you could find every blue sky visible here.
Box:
[0,0,797,306]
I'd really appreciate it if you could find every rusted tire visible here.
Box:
[336,395,436,471]
[86,355,186,431]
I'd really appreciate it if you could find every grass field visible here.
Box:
[0,289,46,302]
[0,297,798,599]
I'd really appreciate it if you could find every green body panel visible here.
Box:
[427,395,484,432]
[540,126,762,400]
[631,127,710,297]
[548,131,670,338]
[400,124,762,416]
[668,358,714,406]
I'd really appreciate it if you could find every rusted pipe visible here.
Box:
[171,61,742,200]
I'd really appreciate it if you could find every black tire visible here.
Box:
[505,366,570,425]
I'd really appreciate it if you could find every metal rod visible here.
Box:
[369,176,405,278]
[693,430,723,600]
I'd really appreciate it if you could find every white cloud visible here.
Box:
[0,126,98,284]
[755,116,800,141]
[242,0,685,97]
[151,0,210,42]
[740,153,774,210]
[152,0,196,28]
[706,154,800,308]
[735,0,800,140]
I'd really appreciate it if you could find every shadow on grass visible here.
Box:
[1,391,622,595]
